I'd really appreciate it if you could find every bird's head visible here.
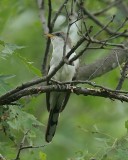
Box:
[45,32,72,48]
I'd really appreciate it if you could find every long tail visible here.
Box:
[45,107,60,143]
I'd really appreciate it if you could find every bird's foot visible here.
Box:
[66,84,76,93]
[70,86,76,93]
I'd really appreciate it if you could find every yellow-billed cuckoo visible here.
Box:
[45,32,79,142]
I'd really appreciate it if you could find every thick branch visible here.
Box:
[0,84,128,105]
[77,42,128,80]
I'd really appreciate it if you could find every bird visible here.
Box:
[45,32,79,143]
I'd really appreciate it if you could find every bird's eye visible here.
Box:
[56,33,61,36]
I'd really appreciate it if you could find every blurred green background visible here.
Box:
[0,0,128,160]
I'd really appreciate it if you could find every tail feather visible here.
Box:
[45,92,70,142]
[45,108,59,143]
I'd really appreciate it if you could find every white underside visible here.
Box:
[48,38,79,82]
[45,36,79,142]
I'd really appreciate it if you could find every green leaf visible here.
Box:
[17,53,42,77]
[0,74,16,80]
[0,74,16,95]
[0,40,25,58]
[8,106,43,132]
[0,39,5,46]
[125,120,128,130]
[39,151,47,160]
[2,43,25,54]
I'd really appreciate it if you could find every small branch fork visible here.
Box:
[14,130,46,160]
[116,58,128,90]
[77,1,128,38]
[37,0,69,74]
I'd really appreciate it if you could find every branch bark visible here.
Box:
[0,84,128,105]
[77,42,128,80]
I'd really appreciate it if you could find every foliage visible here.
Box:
[0,0,128,160]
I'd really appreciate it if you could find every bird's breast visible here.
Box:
[53,64,76,81]
[49,46,79,82]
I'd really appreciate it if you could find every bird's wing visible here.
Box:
[59,92,70,112]
[46,92,51,112]
[46,64,51,112]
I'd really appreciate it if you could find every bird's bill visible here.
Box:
[45,33,55,38]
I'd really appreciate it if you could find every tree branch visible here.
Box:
[1,83,128,105]
[14,130,46,160]
[116,58,128,90]
[77,42,128,80]
[77,2,128,38]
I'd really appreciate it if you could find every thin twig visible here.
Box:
[14,130,46,160]
[93,0,122,16]
[41,0,53,75]
[69,41,90,64]
[116,59,128,90]
[42,0,70,74]
[93,15,116,38]
[88,57,109,80]
[63,4,71,57]
[14,130,30,160]
[51,0,69,27]
[37,0,49,33]
[77,2,128,38]
[85,36,125,48]
[47,0,52,31]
